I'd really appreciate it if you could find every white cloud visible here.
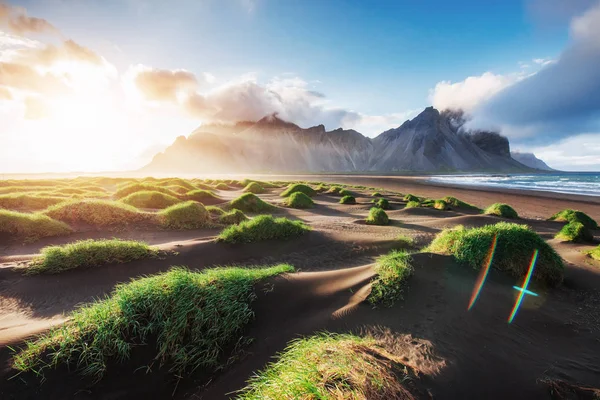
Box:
[517,133,600,170]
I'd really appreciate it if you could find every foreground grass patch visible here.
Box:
[158,201,209,229]
[217,215,309,244]
[28,239,159,275]
[120,191,180,209]
[284,192,314,209]
[427,222,564,286]
[44,200,148,228]
[280,183,316,198]
[368,250,414,307]
[230,193,275,213]
[0,210,72,241]
[13,265,294,381]
[484,203,518,219]
[555,222,594,243]
[549,209,598,230]
[237,333,413,400]
[366,207,389,225]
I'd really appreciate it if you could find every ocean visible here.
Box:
[428,172,600,197]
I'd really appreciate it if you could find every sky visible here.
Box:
[0,0,599,172]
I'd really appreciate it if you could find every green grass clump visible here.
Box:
[368,250,414,307]
[0,210,72,241]
[405,201,420,209]
[237,332,412,400]
[113,183,179,200]
[366,207,389,225]
[404,194,419,202]
[280,183,316,198]
[548,209,598,230]
[0,194,66,211]
[206,206,226,216]
[433,199,448,210]
[215,183,230,190]
[325,186,345,195]
[371,192,383,197]
[186,189,221,203]
[158,201,208,229]
[219,209,248,225]
[315,184,330,193]
[243,182,266,194]
[427,222,564,286]
[339,188,352,197]
[165,185,191,195]
[120,191,180,209]
[27,239,159,275]
[230,193,275,213]
[395,235,415,247]
[239,179,278,188]
[443,196,480,211]
[555,222,594,243]
[373,198,390,210]
[13,265,294,381]
[217,215,309,244]
[285,192,314,209]
[587,245,600,260]
[339,195,356,204]
[484,203,519,219]
[44,200,147,228]
[156,178,196,190]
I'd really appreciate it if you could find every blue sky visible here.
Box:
[1,0,599,171]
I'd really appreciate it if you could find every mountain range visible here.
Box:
[143,107,552,173]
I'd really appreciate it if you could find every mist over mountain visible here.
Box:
[143,107,551,173]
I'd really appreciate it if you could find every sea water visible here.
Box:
[428,172,600,197]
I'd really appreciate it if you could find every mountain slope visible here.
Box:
[511,152,554,171]
[143,107,533,173]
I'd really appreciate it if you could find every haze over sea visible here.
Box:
[429,172,600,197]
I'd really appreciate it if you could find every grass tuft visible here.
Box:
[404,194,419,202]
[44,200,148,228]
[215,183,230,190]
[186,189,220,203]
[217,215,309,244]
[339,195,356,204]
[230,193,275,213]
[27,239,159,274]
[0,210,72,241]
[285,192,314,209]
[206,205,226,216]
[427,222,564,286]
[549,209,598,230]
[368,250,414,307]
[371,192,383,197]
[280,183,316,198]
[555,222,594,243]
[587,245,600,261]
[13,265,294,381]
[120,191,180,209]
[0,194,66,211]
[113,183,180,200]
[219,209,248,225]
[366,207,389,225]
[405,200,420,209]
[442,196,480,211]
[158,201,208,229]
[373,198,390,210]
[243,182,266,194]
[237,332,413,400]
[484,203,519,219]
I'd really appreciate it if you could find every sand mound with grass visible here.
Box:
[549,209,598,229]
[0,209,72,241]
[285,192,314,208]
[484,203,518,219]
[120,191,180,209]
[366,207,389,225]
[217,215,309,243]
[280,183,316,197]
[229,193,275,213]
[555,221,594,243]
[158,201,209,229]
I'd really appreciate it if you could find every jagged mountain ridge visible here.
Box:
[143,107,544,173]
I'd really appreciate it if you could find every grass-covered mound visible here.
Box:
[14,265,294,381]
[325,186,351,196]
[549,209,598,230]
[285,192,314,209]
[405,200,420,209]
[280,183,316,198]
[366,207,389,225]
[237,333,413,400]
[165,185,191,195]
[371,192,383,197]
[239,179,277,188]
[368,250,413,307]
[219,209,248,225]
[0,210,72,241]
[243,182,266,194]
[443,196,480,211]
[156,178,196,190]
[426,199,448,210]
[484,203,519,219]
[315,184,330,193]
[555,222,594,243]
[206,205,226,216]
[404,194,419,202]
[229,193,275,213]
[44,200,148,228]
[120,191,180,209]
[217,215,309,244]
[185,189,220,203]
[587,245,600,261]
[427,222,564,286]
[158,201,208,229]
[215,183,230,190]
[340,195,356,204]
[373,198,390,210]
[0,194,66,211]
[27,239,159,275]
[113,183,180,200]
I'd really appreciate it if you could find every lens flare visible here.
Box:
[508,249,539,324]
[468,234,497,310]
